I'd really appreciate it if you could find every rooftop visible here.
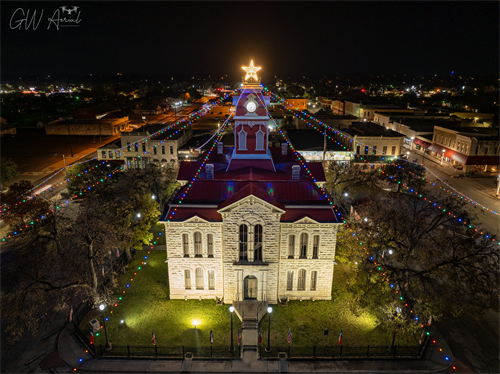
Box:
[286,130,349,152]
[348,122,405,138]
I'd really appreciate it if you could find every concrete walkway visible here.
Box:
[58,321,452,373]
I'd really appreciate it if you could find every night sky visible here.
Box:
[1,1,498,76]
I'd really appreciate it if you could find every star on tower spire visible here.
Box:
[242,60,261,82]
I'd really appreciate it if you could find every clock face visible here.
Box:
[246,101,257,113]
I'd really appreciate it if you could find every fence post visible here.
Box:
[211,346,213,358]
[127,345,130,357]
[155,344,158,358]
[393,345,396,357]
[259,345,261,358]
[313,345,315,358]
[366,345,370,357]
[339,345,342,357]
[288,345,290,358]
[182,346,184,358]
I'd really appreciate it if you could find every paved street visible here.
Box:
[409,150,499,235]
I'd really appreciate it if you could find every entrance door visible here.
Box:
[244,275,258,300]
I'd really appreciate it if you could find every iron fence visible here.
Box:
[94,345,239,359]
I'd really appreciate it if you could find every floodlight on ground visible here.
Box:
[192,320,200,328]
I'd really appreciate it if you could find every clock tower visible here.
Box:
[228,60,274,172]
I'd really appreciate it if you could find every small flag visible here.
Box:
[117,249,120,258]
[286,328,292,344]
[89,328,94,345]
[382,250,385,259]
[69,306,73,322]
[210,330,214,345]
[237,329,241,346]
[259,329,262,344]
[152,330,156,345]
[101,265,105,277]
[338,329,343,345]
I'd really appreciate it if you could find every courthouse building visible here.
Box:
[160,62,343,305]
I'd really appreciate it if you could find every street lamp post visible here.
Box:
[229,306,235,351]
[265,306,272,352]
[99,304,112,350]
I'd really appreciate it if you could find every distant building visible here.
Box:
[132,102,166,115]
[96,123,193,169]
[285,98,307,111]
[427,126,499,172]
[339,122,406,161]
[45,104,131,136]
[344,101,407,121]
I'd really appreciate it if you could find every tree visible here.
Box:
[1,157,19,188]
[1,197,119,343]
[0,180,50,228]
[66,160,123,197]
[325,163,382,207]
[188,88,202,100]
[338,189,499,332]
[285,85,305,98]
[380,158,426,192]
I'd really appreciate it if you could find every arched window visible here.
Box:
[310,271,317,291]
[287,271,294,291]
[195,267,204,289]
[238,130,247,150]
[254,224,263,261]
[194,232,202,257]
[298,269,306,291]
[300,233,308,258]
[184,270,191,289]
[239,225,248,261]
[207,234,214,257]
[288,235,295,259]
[182,234,189,257]
[208,270,215,290]
[313,235,320,259]
[255,130,265,151]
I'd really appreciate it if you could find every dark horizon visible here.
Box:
[1,1,498,77]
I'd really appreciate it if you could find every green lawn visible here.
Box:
[81,253,417,349]
[150,223,166,246]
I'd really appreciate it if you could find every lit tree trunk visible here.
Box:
[124,246,132,262]
[88,241,99,302]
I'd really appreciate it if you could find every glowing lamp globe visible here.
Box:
[229,306,234,313]
[99,304,105,311]
[267,306,273,314]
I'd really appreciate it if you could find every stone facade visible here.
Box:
[164,196,340,304]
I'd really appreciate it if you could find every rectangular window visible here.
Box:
[135,143,138,152]
[127,142,131,151]
[465,145,468,154]
[496,146,499,155]
[356,145,360,154]
[399,146,402,155]
[142,143,146,152]
[184,270,191,289]
[310,271,317,291]
[457,141,461,150]
[239,225,248,261]
[475,146,479,155]
[391,146,396,155]
[207,234,214,257]
[154,146,157,155]
[194,232,202,257]
[382,146,387,155]
[372,146,377,155]
[287,271,293,291]
[300,233,308,258]
[208,270,215,290]
[365,146,369,155]
[162,146,165,154]
[183,234,189,257]
[101,150,106,158]
[196,268,203,289]
[484,146,489,155]
[108,151,113,158]
[313,235,319,259]
[170,146,174,155]
[298,269,306,291]
[288,235,295,258]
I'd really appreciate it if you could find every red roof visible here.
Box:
[217,184,285,210]
[226,159,275,172]
[280,208,340,223]
[162,207,222,222]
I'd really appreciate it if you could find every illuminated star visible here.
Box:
[242,60,261,81]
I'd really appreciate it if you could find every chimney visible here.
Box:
[217,142,223,154]
[292,165,300,180]
[282,143,288,155]
[206,164,214,180]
